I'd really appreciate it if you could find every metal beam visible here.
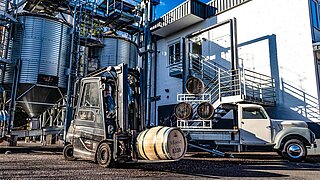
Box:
[16,101,56,106]
[0,58,12,64]
[7,59,21,134]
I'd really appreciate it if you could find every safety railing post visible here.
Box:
[218,68,221,100]
[238,69,241,96]
[201,56,204,79]
[243,69,246,98]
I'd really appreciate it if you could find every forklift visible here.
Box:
[64,64,144,167]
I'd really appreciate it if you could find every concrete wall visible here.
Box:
[153,0,320,124]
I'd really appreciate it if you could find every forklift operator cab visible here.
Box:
[67,77,112,161]
[64,64,144,167]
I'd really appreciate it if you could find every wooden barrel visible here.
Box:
[136,126,187,161]
[174,102,193,120]
[186,77,204,94]
[197,102,214,119]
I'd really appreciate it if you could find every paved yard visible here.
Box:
[1,150,320,179]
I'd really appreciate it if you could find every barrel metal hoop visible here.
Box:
[162,128,172,159]
[153,126,165,160]
[180,128,188,159]
[136,131,143,158]
[141,129,151,160]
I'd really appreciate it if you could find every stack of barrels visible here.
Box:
[174,77,214,120]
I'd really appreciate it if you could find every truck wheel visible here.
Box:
[63,144,76,161]
[96,143,113,168]
[282,139,307,162]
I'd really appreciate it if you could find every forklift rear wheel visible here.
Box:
[96,143,113,168]
[63,144,76,161]
[282,139,307,162]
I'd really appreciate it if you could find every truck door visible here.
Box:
[73,79,103,160]
[239,106,272,145]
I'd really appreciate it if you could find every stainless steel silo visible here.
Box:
[88,36,139,72]
[4,13,71,117]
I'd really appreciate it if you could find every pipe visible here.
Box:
[7,59,21,134]
[232,18,239,69]
[182,37,187,93]
[143,0,154,127]
[153,35,157,125]
[64,0,79,142]
[72,8,82,108]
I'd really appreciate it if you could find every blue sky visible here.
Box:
[155,0,212,18]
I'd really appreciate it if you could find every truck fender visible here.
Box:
[273,127,314,149]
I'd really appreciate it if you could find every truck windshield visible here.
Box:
[242,108,267,119]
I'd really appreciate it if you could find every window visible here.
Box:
[311,0,320,29]
[80,82,100,108]
[242,108,267,119]
[78,110,95,121]
[168,42,181,65]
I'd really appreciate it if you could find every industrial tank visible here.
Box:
[88,36,139,71]
[4,13,71,117]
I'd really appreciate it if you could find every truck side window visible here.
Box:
[80,82,100,108]
[242,108,267,119]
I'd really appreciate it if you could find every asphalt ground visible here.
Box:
[1,148,320,180]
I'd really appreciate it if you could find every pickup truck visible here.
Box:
[177,103,317,162]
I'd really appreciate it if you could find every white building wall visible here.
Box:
[154,0,319,123]
[216,0,318,121]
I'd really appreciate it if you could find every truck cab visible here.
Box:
[178,103,316,162]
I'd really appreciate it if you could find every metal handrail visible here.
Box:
[183,52,277,129]
[177,94,211,102]
[177,119,212,129]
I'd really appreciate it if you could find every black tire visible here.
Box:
[282,139,307,162]
[96,143,113,168]
[63,144,76,161]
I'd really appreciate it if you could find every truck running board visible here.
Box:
[188,143,233,158]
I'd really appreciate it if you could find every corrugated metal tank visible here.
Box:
[5,13,70,87]
[89,36,139,70]
[4,13,71,117]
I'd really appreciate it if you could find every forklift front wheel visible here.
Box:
[96,143,113,168]
[63,144,76,161]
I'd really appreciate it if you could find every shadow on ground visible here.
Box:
[114,153,320,178]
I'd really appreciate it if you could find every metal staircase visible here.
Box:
[177,53,276,129]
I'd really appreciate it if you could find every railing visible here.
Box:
[177,94,211,102]
[151,0,213,31]
[207,0,251,14]
[177,119,212,129]
[242,69,276,104]
[190,53,276,108]
[190,53,228,84]
[0,1,5,14]
[168,61,183,77]
[282,81,320,121]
